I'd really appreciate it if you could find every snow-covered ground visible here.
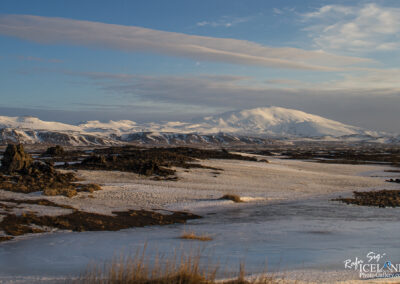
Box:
[27,157,395,215]
[1,157,400,283]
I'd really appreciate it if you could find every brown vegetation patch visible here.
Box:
[333,189,400,207]
[220,194,243,203]
[0,207,201,242]
[43,187,78,197]
[1,215,46,236]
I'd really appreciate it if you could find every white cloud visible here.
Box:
[0,14,372,71]
[303,5,355,19]
[303,3,400,52]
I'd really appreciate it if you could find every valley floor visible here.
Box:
[31,156,398,214]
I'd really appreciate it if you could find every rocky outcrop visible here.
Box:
[1,144,33,173]
[78,154,175,177]
[0,144,101,197]
[44,145,65,157]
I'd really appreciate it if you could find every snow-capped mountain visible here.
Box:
[0,107,395,145]
[0,115,80,132]
[0,115,118,146]
[192,107,381,138]
[77,106,386,138]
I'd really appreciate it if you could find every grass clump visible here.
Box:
[220,194,243,203]
[79,249,217,284]
[76,248,283,284]
[180,231,213,241]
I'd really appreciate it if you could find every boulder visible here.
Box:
[44,145,65,157]
[1,144,33,173]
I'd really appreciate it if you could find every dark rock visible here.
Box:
[0,146,101,197]
[386,178,400,183]
[1,144,33,173]
[333,189,400,207]
[44,145,65,157]
[81,155,108,166]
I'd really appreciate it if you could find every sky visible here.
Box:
[1,0,400,132]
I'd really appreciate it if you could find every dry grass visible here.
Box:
[220,194,242,203]
[180,231,213,241]
[77,247,217,284]
[74,247,286,284]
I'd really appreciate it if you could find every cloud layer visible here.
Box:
[0,14,372,71]
[69,69,400,106]
[303,3,400,52]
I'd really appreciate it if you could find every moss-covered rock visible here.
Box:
[1,144,33,173]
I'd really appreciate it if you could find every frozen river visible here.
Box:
[1,194,400,280]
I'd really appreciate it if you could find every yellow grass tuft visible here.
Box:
[180,231,213,241]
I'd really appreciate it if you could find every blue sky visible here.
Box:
[1,0,400,132]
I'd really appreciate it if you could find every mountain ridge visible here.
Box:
[0,107,396,145]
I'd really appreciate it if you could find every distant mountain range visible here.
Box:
[0,107,398,146]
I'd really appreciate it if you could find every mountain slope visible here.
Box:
[195,107,378,137]
[0,128,119,146]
